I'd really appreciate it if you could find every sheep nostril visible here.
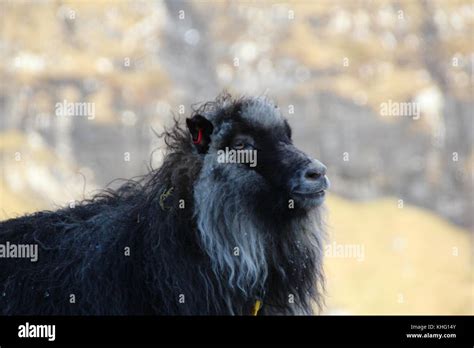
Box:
[304,169,322,181]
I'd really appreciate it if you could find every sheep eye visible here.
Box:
[233,142,245,150]
[232,140,254,150]
[231,134,255,150]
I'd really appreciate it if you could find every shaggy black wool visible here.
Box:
[0,94,326,315]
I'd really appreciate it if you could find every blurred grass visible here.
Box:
[324,195,473,314]
[0,131,89,220]
[1,131,48,219]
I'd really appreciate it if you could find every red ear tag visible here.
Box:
[193,128,203,144]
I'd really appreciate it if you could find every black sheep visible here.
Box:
[0,93,329,315]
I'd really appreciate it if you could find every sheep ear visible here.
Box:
[186,114,214,154]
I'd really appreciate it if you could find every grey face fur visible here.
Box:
[194,162,268,298]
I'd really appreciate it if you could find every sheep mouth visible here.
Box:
[292,189,326,200]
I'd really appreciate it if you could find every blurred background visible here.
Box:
[0,0,472,314]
